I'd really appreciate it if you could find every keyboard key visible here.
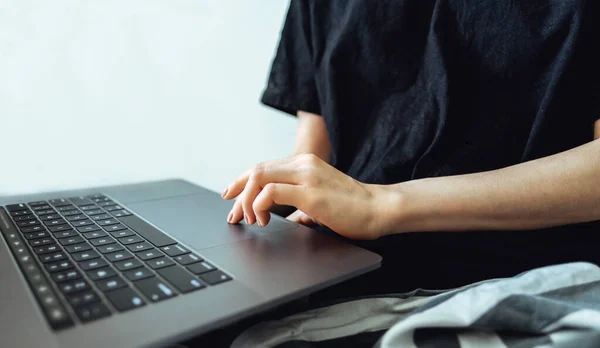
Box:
[98,201,116,207]
[198,270,232,286]
[53,230,78,238]
[58,235,84,246]
[44,305,74,330]
[67,290,100,307]
[97,243,124,254]
[46,260,74,273]
[187,261,216,275]
[104,224,128,233]
[66,214,87,222]
[96,276,127,292]
[174,253,203,265]
[90,236,115,247]
[88,267,117,281]
[97,218,119,226]
[52,269,81,283]
[28,201,48,207]
[21,225,45,233]
[83,209,104,216]
[18,220,40,227]
[80,204,100,211]
[10,209,32,216]
[105,250,133,262]
[6,203,28,211]
[29,238,55,247]
[118,235,143,245]
[157,266,205,293]
[137,249,163,261]
[24,231,50,240]
[103,205,124,211]
[44,219,67,227]
[65,242,92,253]
[56,205,76,212]
[33,209,55,215]
[40,251,68,263]
[33,281,53,297]
[39,214,62,221]
[72,250,100,262]
[59,279,89,294]
[146,257,175,270]
[109,229,133,238]
[91,196,110,202]
[32,205,52,211]
[13,214,35,222]
[34,244,61,254]
[92,198,111,204]
[110,210,132,218]
[27,270,45,285]
[105,287,146,312]
[76,302,111,323]
[82,230,107,239]
[49,199,70,207]
[77,225,100,233]
[17,252,34,266]
[87,194,106,199]
[68,197,93,206]
[135,277,176,302]
[91,214,111,221]
[126,242,153,253]
[48,225,72,233]
[119,215,177,247]
[123,267,154,281]
[79,259,108,271]
[71,219,94,227]
[114,259,143,271]
[61,209,81,217]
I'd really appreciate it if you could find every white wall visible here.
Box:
[0,0,295,196]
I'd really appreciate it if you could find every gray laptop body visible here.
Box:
[0,179,381,348]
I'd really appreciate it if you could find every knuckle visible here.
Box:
[264,183,277,196]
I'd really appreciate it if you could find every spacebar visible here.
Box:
[117,215,177,247]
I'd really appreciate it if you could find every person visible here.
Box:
[192,1,600,345]
[220,1,600,296]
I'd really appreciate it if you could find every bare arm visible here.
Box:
[293,111,331,161]
[380,136,600,234]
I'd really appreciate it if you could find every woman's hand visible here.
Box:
[221,154,398,240]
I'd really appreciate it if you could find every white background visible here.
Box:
[0,0,294,196]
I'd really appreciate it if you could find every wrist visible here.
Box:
[368,179,437,236]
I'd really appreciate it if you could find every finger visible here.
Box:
[253,183,304,227]
[286,210,315,225]
[222,157,299,200]
[241,162,304,224]
[227,199,244,224]
[286,210,304,223]
[222,168,252,200]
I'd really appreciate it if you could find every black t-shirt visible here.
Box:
[261,1,600,293]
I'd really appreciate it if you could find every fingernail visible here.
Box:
[221,188,229,198]
[257,219,263,227]
[244,214,249,224]
[227,211,233,223]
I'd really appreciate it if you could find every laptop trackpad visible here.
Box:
[124,193,298,250]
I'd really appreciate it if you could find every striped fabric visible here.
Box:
[232,262,600,348]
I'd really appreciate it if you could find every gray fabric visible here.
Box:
[232,262,600,348]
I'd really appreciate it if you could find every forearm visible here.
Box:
[292,111,331,161]
[380,138,600,234]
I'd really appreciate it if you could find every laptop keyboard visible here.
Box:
[0,194,232,330]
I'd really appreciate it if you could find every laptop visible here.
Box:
[0,179,381,347]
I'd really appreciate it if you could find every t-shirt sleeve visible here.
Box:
[260,0,321,117]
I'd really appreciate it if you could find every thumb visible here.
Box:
[286,210,316,225]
